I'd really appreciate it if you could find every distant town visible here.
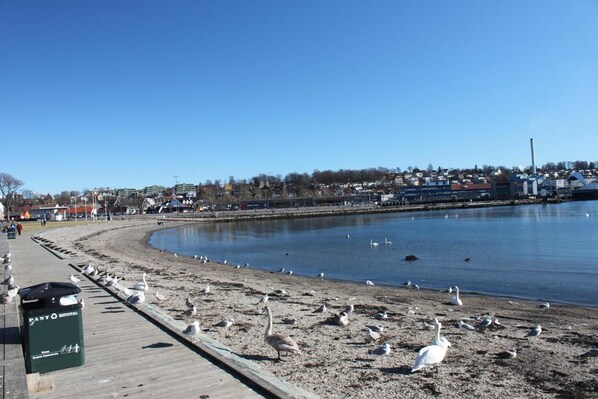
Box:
[1,159,597,222]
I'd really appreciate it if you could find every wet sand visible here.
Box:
[35,219,598,399]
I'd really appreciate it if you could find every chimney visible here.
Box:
[530,138,536,175]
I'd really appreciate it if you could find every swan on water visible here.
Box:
[133,272,149,291]
[264,306,301,361]
[370,240,379,247]
[411,319,449,373]
[526,325,542,338]
[183,321,200,336]
[450,286,463,306]
[384,238,392,245]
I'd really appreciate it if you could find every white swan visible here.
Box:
[366,280,375,286]
[384,237,392,245]
[411,319,449,373]
[133,272,149,291]
[431,318,452,347]
[370,240,379,247]
[264,306,301,360]
[450,286,463,306]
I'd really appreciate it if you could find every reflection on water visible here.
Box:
[149,201,598,306]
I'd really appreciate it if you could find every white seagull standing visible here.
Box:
[373,342,391,356]
[411,319,449,373]
[201,284,210,295]
[183,320,200,337]
[526,325,542,338]
[257,293,269,312]
[125,291,145,305]
[69,275,81,286]
[450,286,463,306]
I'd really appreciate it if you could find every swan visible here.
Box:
[450,286,463,306]
[431,318,452,347]
[384,237,392,245]
[366,280,375,286]
[370,240,379,247]
[133,272,149,291]
[183,320,200,336]
[264,306,301,360]
[333,311,349,326]
[411,319,449,373]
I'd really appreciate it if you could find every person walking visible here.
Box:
[16,222,23,236]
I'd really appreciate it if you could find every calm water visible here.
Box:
[148,201,598,306]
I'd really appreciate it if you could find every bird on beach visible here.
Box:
[3,275,15,286]
[185,306,197,317]
[373,310,388,320]
[431,318,452,348]
[367,324,384,333]
[215,318,234,328]
[333,311,350,326]
[183,321,200,337]
[366,280,375,286]
[539,302,550,309]
[125,291,145,305]
[450,286,463,306]
[494,349,517,359]
[526,325,542,338]
[81,264,95,275]
[580,347,598,358]
[154,291,166,301]
[317,272,324,278]
[4,263,12,274]
[364,328,382,342]
[264,306,301,361]
[257,293,269,312]
[457,320,476,331]
[372,342,391,356]
[201,284,210,295]
[133,272,149,291]
[345,303,355,314]
[186,297,195,308]
[313,303,327,313]
[411,319,449,373]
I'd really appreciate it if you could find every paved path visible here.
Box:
[4,233,274,399]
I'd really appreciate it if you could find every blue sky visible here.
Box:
[1,1,597,195]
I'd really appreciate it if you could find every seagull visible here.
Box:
[345,303,355,314]
[464,256,472,262]
[215,318,234,328]
[366,280,375,286]
[275,267,285,273]
[477,316,493,331]
[457,320,476,331]
[185,306,197,317]
[333,311,349,326]
[580,347,598,358]
[257,293,269,312]
[317,272,324,278]
[3,263,12,273]
[367,324,384,333]
[3,275,15,286]
[373,310,388,320]
[183,321,200,336]
[450,286,463,306]
[526,325,542,338]
[313,304,327,313]
[411,319,449,373]
[185,297,195,308]
[264,306,301,361]
[539,302,550,309]
[81,264,95,275]
[125,291,145,305]
[201,284,210,295]
[373,342,391,355]
[78,298,85,309]
[105,276,118,289]
[364,328,382,342]
[495,349,517,359]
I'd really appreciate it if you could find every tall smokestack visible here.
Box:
[530,138,536,175]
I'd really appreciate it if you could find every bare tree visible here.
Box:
[0,173,25,219]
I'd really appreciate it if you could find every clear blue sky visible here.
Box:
[1,1,597,195]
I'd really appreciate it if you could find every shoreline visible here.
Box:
[34,220,598,399]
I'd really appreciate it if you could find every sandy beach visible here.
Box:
[32,219,598,399]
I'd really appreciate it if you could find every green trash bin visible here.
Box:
[19,282,85,373]
[7,230,16,239]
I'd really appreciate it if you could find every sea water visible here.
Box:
[148,201,598,306]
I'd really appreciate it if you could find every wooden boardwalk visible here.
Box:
[2,232,317,399]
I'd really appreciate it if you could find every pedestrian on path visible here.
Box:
[16,222,23,236]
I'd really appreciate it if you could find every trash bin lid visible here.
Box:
[19,282,81,300]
